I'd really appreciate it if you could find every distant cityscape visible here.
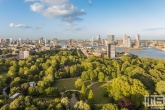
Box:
[0,34,165,59]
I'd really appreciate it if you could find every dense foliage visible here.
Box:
[0,49,165,110]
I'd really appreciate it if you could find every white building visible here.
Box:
[107,35,116,58]
[127,36,131,48]
[19,51,29,59]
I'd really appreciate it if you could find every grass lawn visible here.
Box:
[0,72,7,79]
[90,82,109,104]
[54,78,78,92]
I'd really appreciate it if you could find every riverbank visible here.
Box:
[116,47,146,50]
[116,47,165,60]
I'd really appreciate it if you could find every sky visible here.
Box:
[0,0,165,40]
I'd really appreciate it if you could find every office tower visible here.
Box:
[107,35,115,44]
[38,37,43,45]
[9,38,13,45]
[123,34,127,47]
[38,38,41,45]
[45,39,48,44]
[136,34,140,41]
[48,40,51,45]
[18,38,22,45]
[127,36,131,48]
[53,38,57,46]
[26,38,29,44]
[70,39,74,47]
[98,35,102,45]
[5,39,10,45]
[0,38,3,44]
[135,34,140,48]
[107,35,116,58]
[40,37,44,44]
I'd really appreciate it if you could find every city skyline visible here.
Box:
[1,0,165,40]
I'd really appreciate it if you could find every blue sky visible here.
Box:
[0,0,165,40]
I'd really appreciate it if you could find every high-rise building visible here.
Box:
[9,38,13,45]
[5,39,10,45]
[107,35,116,58]
[127,36,131,48]
[26,38,29,44]
[98,35,102,45]
[0,38,4,44]
[40,37,44,44]
[18,38,22,45]
[38,39,41,45]
[107,35,115,44]
[135,34,140,48]
[45,39,48,44]
[123,34,127,47]
[70,39,74,47]
[53,38,57,46]
[38,37,43,45]
[123,34,132,48]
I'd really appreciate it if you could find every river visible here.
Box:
[92,45,165,60]
[116,47,165,60]
[59,42,165,60]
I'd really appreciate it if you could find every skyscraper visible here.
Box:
[107,35,116,58]
[123,34,127,47]
[98,35,102,45]
[45,39,48,46]
[38,38,41,45]
[123,34,132,48]
[53,38,57,46]
[135,34,140,48]
[0,38,3,44]
[5,39,10,45]
[18,38,22,45]
[26,38,29,44]
[9,38,13,45]
[127,36,131,48]
[70,39,74,47]
[107,35,115,44]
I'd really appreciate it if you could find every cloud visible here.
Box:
[43,4,74,18]
[143,28,165,31]
[9,23,32,28]
[24,0,37,2]
[9,23,43,30]
[61,9,86,22]
[40,0,68,5]
[30,3,44,12]
[28,0,86,23]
